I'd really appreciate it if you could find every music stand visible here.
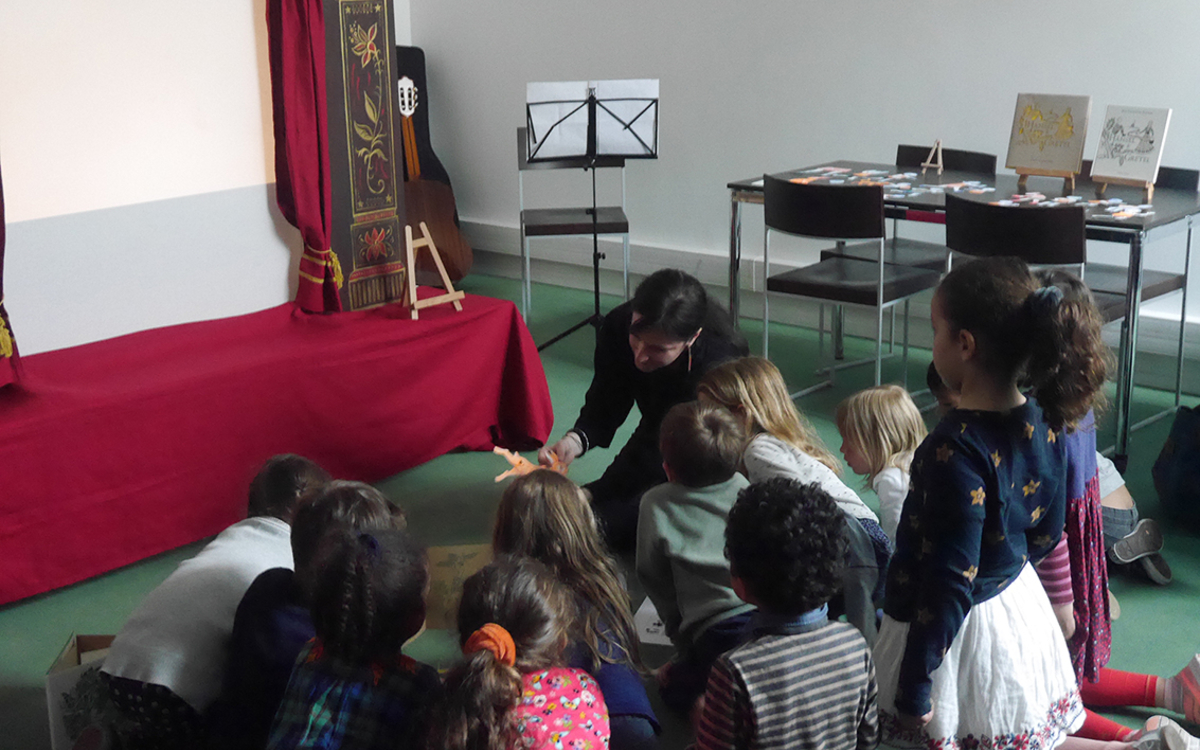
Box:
[525,79,659,350]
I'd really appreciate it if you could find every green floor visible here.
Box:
[2,275,1197,750]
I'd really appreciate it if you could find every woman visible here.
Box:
[539,269,747,551]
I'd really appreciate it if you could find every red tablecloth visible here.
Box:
[0,293,552,604]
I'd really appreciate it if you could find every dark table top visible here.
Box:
[730,161,1200,242]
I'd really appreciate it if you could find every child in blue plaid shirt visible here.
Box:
[267,528,440,750]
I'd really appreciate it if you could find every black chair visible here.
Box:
[762,176,941,395]
[822,145,998,273]
[517,126,629,321]
[896,144,998,175]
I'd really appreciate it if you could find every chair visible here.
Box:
[821,145,998,273]
[895,144,998,175]
[517,126,630,323]
[762,176,942,395]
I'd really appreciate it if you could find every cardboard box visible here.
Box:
[45,634,118,750]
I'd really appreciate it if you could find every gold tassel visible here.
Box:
[0,317,13,359]
[328,250,344,290]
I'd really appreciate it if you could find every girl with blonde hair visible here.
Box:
[697,356,892,643]
[836,384,927,542]
[494,470,658,749]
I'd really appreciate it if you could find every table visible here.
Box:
[0,292,553,604]
[728,161,1200,470]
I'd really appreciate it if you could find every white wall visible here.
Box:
[0,0,414,354]
[409,0,1200,321]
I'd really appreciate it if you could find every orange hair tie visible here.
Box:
[463,623,516,667]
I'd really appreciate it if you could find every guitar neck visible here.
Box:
[401,116,421,181]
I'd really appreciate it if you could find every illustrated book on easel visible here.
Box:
[1005,93,1092,174]
[1091,105,1172,185]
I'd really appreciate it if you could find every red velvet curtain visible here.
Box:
[267,0,342,312]
[0,161,18,387]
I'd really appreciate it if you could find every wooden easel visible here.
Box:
[921,140,944,175]
[404,221,465,319]
[1016,168,1077,194]
[1093,176,1155,203]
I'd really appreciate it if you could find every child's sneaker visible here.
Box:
[1139,552,1173,586]
[1110,519,1165,564]
[1133,716,1200,750]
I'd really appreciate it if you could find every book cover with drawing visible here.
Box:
[1005,93,1092,174]
[1091,105,1172,185]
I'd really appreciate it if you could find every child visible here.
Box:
[636,400,755,716]
[835,385,926,542]
[697,356,890,643]
[208,481,407,750]
[696,478,879,750]
[495,469,660,749]
[267,528,439,750]
[876,256,1104,747]
[428,556,611,750]
[924,354,1200,743]
[102,454,331,750]
[929,358,1172,586]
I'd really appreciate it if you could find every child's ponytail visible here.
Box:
[428,557,571,750]
[1026,269,1109,429]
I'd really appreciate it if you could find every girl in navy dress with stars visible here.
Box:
[873,257,1106,750]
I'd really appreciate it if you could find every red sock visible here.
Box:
[1075,709,1135,741]
[1080,668,1158,707]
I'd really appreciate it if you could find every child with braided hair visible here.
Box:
[429,556,611,750]
[267,528,439,750]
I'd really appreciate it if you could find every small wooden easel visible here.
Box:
[404,221,465,320]
[1093,176,1155,203]
[1016,168,1077,194]
[921,140,944,175]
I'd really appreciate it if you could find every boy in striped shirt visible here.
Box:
[695,478,880,750]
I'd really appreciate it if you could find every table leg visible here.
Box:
[1113,230,1147,472]
[729,194,742,324]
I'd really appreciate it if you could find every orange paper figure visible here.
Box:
[493,446,566,482]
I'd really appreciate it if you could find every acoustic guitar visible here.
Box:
[396,46,473,283]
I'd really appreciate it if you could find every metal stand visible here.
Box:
[538,160,606,351]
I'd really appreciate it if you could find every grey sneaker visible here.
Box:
[1139,552,1173,585]
[1111,518,1165,564]
[1132,717,1199,750]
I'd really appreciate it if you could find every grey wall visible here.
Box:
[409,0,1200,329]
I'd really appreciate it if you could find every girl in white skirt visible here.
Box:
[875,258,1104,750]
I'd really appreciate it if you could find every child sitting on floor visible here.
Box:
[495,469,660,750]
[835,384,926,543]
[697,357,890,644]
[207,481,407,750]
[102,454,330,750]
[636,400,755,716]
[267,528,439,750]
[696,478,879,750]
[428,556,611,750]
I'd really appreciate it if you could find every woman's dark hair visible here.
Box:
[291,480,406,602]
[725,478,845,616]
[630,269,745,352]
[428,556,570,750]
[493,470,642,673]
[937,257,1106,429]
[246,454,331,521]
[308,528,428,665]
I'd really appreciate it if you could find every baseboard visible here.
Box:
[463,218,1200,396]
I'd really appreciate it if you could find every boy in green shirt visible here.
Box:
[637,400,754,715]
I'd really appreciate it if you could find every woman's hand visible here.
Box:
[539,432,583,469]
